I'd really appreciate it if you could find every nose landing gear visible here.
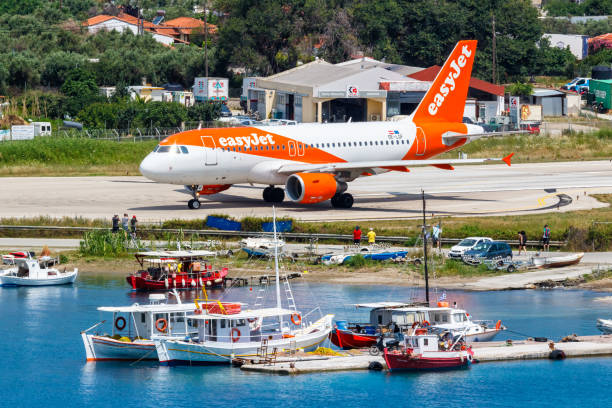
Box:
[187,185,201,209]
[263,186,285,203]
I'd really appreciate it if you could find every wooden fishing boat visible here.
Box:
[384,329,473,372]
[532,252,583,268]
[126,251,228,291]
[0,258,77,286]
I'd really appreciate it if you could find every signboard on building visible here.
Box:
[11,125,35,140]
[346,86,360,98]
[509,96,520,124]
[208,79,228,101]
[520,104,542,122]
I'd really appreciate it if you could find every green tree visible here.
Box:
[135,101,188,128]
[187,102,222,122]
[60,68,101,117]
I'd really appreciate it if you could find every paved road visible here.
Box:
[1,160,610,221]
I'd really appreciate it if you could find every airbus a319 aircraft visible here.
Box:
[139,40,513,209]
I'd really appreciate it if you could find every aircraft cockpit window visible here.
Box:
[157,146,171,153]
[153,145,159,152]
[180,146,189,154]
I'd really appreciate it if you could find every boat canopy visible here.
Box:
[354,302,421,309]
[135,250,216,258]
[98,303,196,313]
[189,307,296,320]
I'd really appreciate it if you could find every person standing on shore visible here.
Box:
[130,215,138,238]
[367,228,376,245]
[121,213,129,237]
[111,214,119,233]
[518,230,527,255]
[542,224,551,252]
[432,223,442,251]
[352,226,361,246]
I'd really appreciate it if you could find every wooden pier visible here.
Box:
[240,335,612,375]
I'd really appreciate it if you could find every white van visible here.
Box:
[33,122,52,136]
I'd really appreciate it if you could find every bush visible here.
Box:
[79,230,130,257]
[344,254,366,268]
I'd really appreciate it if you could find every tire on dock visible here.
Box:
[368,361,384,371]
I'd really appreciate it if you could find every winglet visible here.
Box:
[502,153,514,167]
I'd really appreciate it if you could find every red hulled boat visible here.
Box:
[126,251,229,291]
[330,328,378,349]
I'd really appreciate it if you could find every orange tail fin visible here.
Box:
[412,40,477,124]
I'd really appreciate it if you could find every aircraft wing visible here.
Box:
[442,130,526,145]
[276,153,514,174]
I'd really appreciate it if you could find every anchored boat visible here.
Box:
[240,236,285,257]
[0,258,77,286]
[81,292,199,362]
[384,328,473,372]
[126,251,228,291]
[532,252,584,268]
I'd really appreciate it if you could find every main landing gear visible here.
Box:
[331,193,354,209]
[263,186,285,203]
[187,185,201,209]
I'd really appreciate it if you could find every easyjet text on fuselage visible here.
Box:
[218,133,276,148]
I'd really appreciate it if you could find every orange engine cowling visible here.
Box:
[198,184,231,195]
[285,173,340,204]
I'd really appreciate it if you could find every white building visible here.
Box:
[542,33,589,60]
[82,14,176,46]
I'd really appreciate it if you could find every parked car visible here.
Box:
[519,123,540,135]
[562,77,589,92]
[261,119,298,126]
[448,237,493,259]
[220,104,232,117]
[462,241,512,262]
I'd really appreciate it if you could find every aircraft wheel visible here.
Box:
[339,193,354,209]
[271,187,285,203]
[330,194,340,208]
[263,187,273,202]
[188,199,201,209]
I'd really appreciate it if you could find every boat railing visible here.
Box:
[301,306,323,323]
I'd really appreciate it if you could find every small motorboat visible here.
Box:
[532,252,584,268]
[126,251,228,291]
[240,237,285,257]
[597,318,612,334]
[321,248,409,265]
[330,320,379,349]
[0,258,77,286]
[384,328,473,372]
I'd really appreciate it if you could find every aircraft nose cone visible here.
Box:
[139,153,162,181]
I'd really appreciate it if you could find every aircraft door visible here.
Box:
[201,136,218,165]
[415,127,426,156]
[288,141,296,157]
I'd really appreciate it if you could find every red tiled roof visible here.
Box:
[408,65,505,96]
[83,13,179,39]
[164,17,218,35]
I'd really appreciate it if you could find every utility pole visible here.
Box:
[421,189,429,305]
[204,0,209,77]
[492,12,497,84]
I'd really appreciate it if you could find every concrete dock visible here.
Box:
[240,335,612,374]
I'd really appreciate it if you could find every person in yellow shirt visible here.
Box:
[367,228,376,244]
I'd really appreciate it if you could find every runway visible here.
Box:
[1,160,611,222]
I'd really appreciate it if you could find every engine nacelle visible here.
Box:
[285,173,346,204]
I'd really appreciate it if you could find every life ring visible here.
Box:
[422,320,430,327]
[231,328,240,343]
[291,313,302,326]
[115,316,126,331]
[156,318,168,333]
[194,308,202,315]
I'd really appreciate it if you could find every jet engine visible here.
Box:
[285,173,346,204]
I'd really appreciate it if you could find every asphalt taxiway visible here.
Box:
[1,160,610,222]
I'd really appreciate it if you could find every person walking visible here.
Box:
[542,224,551,252]
[130,215,138,239]
[517,230,527,255]
[367,228,376,245]
[352,226,362,246]
[111,214,119,233]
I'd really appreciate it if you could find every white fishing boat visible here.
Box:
[0,258,77,286]
[596,318,612,335]
[240,236,285,257]
[427,305,504,342]
[155,208,334,366]
[81,292,199,362]
[532,252,584,268]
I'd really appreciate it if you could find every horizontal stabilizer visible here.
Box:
[442,130,527,146]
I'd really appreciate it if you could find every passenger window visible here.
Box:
[375,141,378,145]
[378,315,382,324]
[359,142,362,146]
[220,320,226,328]
[343,142,346,147]
[180,146,189,154]
[141,314,145,323]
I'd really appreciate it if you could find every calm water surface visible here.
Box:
[0,274,610,407]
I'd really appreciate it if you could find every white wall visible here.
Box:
[88,19,174,46]
[542,34,588,60]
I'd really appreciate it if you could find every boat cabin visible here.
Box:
[135,251,217,280]
[14,259,58,279]
[428,308,470,326]
[189,307,301,344]
[353,303,471,329]
[98,294,198,340]
[403,334,439,353]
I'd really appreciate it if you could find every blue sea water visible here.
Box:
[1,274,611,407]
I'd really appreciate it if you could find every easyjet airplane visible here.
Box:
[139,40,513,209]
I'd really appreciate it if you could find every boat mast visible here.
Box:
[422,190,429,305]
[273,206,282,311]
